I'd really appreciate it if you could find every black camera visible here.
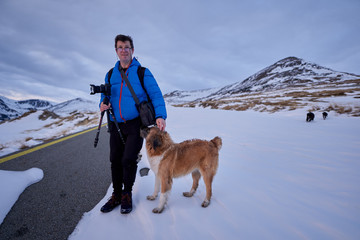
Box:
[90,83,111,96]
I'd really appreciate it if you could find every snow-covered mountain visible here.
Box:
[165,57,360,103]
[0,96,99,121]
[163,87,223,105]
[164,57,360,116]
[2,56,360,122]
[48,98,99,117]
[212,56,359,96]
[0,96,54,121]
[0,97,100,157]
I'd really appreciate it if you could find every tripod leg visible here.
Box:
[94,111,105,148]
[107,108,125,144]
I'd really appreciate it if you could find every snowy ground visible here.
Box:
[0,168,43,224]
[1,106,360,239]
[0,109,99,157]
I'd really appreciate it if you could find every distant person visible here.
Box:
[99,34,167,214]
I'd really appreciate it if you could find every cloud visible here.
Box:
[0,0,359,102]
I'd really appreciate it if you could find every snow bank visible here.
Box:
[0,168,44,224]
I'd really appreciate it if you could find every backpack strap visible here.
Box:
[137,66,146,87]
[107,68,114,84]
[137,66,150,101]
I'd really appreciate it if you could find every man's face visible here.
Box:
[116,40,134,65]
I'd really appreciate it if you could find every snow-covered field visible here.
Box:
[1,106,360,239]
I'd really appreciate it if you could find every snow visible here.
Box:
[0,96,52,119]
[48,98,97,117]
[1,106,360,239]
[72,106,359,239]
[0,111,54,155]
[164,87,223,104]
[0,98,100,157]
[0,168,43,224]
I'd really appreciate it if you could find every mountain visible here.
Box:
[164,57,360,116]
[2,56,359,120]
[0,96,54,121]
[163,87,223,105]
[165,57,360,103]
[0,96,100,121]
[47,98,98,116]
[17,99,53,109]
[0,97,100,157]
[210,56,359,97]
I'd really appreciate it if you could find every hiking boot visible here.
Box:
[120,192,132,214]
[100,193,121,213]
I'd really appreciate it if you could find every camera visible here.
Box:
[90,83,111,96]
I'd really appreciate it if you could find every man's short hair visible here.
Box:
[115,34,134,49]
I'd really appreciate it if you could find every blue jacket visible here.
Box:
[100,58,167,123]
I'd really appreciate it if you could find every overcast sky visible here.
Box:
[1,0,359,103]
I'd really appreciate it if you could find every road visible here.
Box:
[0,127,112,240]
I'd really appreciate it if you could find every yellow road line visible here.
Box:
[0,126,100,164]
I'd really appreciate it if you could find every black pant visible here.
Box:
[108,118,143,196]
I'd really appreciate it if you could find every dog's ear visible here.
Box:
[153,135,162,150]
[140,127,150,138]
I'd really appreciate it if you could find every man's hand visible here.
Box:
[100,102,111,112]
[156,118,166,131]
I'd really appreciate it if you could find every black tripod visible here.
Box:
[94,96,125,148]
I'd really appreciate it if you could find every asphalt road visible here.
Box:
[0,127,112,240]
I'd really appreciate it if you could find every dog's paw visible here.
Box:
[183,191,194,197]
[201,200,210,208]
[152,207,164,214]
[147,195,156,201]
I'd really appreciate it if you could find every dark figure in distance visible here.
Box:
[306,112,315,122]
[322,112,328,120]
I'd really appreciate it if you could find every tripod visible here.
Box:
[94,96,125,148]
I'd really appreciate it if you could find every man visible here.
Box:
[100,34,167,214]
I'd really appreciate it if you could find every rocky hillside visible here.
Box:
[165,57,360,116]
[0,96,53,121]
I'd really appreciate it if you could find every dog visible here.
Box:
[141,127,222,213]
[322,112,328,120]
[306,112,315,122]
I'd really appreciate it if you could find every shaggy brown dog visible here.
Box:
[141,127,222,213]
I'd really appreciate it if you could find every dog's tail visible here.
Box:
[211,136,222,151]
